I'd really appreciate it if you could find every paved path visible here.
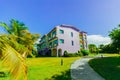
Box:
[71,58,105,80]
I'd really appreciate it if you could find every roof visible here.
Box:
[60,24,80,32]
[80,31,87,33]
[40,24,87,41]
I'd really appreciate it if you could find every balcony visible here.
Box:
[48,39,58,48]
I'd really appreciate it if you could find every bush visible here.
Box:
[81,50,90,56]
[64,50,82,57]
[64,51,76,57]
[64,53,77,57]
[64,50,68,55]
[64,50,68,57]
[77,51,83,56]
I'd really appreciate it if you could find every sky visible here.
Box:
[0,0,120,46]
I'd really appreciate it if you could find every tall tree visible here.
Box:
[109,25,120,53]
[0,19,28,35]
[0,19,40,80]
[0,19,40,57]
[102,44,118,53]
[88,44,97,53]
[0,38,28,80]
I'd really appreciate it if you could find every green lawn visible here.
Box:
[88,53,120,57]
[89,55,120,80]
[100,53,120,57]
[88,53,98,57]
[0,57,80,80]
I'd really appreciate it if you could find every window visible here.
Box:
[59,39,64,44]
[71,32,73,37]
[72,40,74,46]
[59,29,64,34]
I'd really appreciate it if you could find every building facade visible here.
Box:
[39,25,88,56]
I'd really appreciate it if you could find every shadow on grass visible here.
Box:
[89,56,120,80]
[46,70,71,80]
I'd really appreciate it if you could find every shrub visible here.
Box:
[64,53,73,57]
[64,50,68,54]
[64,50,82,57]
[81,50,90,56]
[77,50,83,56]
[64,50,68,57]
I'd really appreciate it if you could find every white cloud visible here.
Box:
[87,35,111,46]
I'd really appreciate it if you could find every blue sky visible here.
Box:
[0,0,120,45]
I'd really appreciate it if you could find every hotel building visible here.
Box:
[39,25,88,56]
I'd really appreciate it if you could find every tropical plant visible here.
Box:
[88,44,97,53]
[0,19,40,56]
[0,19,40,80]
[109,25,120,53]
[0,38,28,80]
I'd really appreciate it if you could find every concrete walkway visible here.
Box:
[71,58,105,80]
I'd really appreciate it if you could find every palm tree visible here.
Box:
[0,19,28,35]
[0,19,40,80]
[0,19,40,57]
[0,37,28,80]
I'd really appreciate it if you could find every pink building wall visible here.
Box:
[56,26,80,56]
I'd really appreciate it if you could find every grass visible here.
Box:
[0,57,80,80]
[87,53,120,58]
[88,53,98,57]
[100,53,120,57]
[89,55,120,80]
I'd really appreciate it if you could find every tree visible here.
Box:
[88,44,97,53]
[0,19,40,57]
[109,25,120,53]
[98,44,104,53]
[0,19,40,80]
[98,43,118,53]
[0,19,28,36]
[0,38,28,80]
[99,44,104,49]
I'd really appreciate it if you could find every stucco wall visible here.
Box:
[56,26,80,55]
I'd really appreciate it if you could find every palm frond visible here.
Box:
[0,19,40,80]
[0,22,12,34]
[0,42,27,80]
